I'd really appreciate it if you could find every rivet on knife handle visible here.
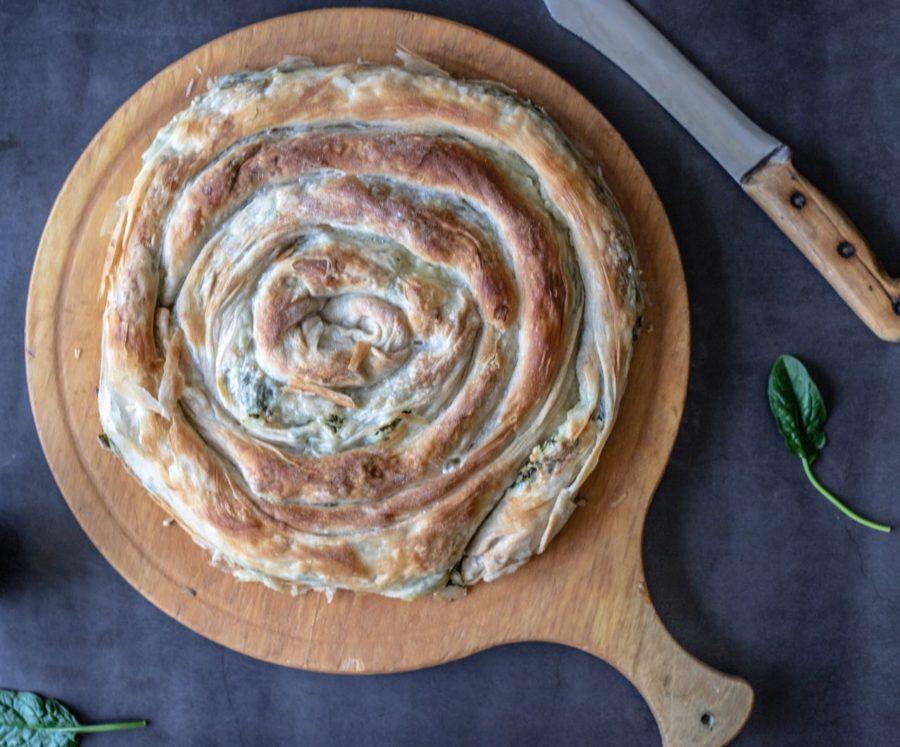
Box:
[743,146,900,342]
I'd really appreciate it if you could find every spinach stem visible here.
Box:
[40,721,147,733]
[800,457,891,533]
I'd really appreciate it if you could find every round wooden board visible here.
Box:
[26,9,752,746]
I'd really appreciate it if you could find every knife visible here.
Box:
[545,0,900,341]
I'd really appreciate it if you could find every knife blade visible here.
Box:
[545,0,780,180]
[545,0,900,341]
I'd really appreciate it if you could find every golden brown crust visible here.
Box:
[98,60,641,599]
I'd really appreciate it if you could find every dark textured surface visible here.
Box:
[2,0,899,744]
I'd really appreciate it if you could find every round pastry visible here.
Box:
[98,55,641,600]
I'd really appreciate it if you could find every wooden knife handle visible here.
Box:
[742,146,900,342]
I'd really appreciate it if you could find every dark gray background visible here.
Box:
[2,0,898,744]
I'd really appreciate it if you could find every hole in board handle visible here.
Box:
[700,712,715,730]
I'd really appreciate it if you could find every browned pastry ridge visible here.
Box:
[98,58,642,600]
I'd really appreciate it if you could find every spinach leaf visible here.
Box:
[768,354,826,461]
[767,355,890,533]
[0,690,145,746]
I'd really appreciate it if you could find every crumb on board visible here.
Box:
[637,580,651,602]
[100,195,126,238]
[435,584,467,601]
[339,657,365,672]
[162,516,174,527]
[194,64,202,75]
[610,491,627,508]
[74,347,82,359]
[185,78,195,98]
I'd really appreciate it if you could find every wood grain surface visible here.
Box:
[25,9,752,745]
[744,147,900,342]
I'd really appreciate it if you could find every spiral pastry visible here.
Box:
[98,57,641,600]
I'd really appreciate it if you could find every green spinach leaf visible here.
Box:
[768,354,826,461]
[0,690,145,746]
[767,355,890,533]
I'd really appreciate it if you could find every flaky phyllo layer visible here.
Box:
[98,58,641,599]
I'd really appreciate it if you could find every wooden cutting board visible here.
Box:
[25,9,753,746]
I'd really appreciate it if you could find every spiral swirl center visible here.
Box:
[253,256,413,400]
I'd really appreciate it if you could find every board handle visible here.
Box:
[742,146,900,342]
[631,604,752,746]
[582,599,753,746]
